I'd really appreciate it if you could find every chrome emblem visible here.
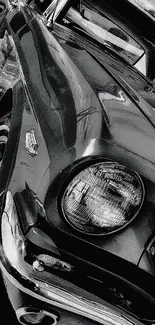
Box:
[25,130,39,156]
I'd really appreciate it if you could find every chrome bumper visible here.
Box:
[0,191,142,325]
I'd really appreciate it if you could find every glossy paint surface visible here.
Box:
[2,2,155,321]
[3,5,155,266]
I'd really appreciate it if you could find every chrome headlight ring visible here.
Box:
[60,160,145,236]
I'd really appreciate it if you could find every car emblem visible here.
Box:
[25,130,39,156]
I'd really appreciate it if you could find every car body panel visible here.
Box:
[2,1,155,323]
[2,5,155,268]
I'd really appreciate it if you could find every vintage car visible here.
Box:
[1,0,155,324]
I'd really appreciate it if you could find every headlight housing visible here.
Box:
[61,161,144,235]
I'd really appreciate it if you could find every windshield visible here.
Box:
[31,0,145,66]
[62,1,144,65]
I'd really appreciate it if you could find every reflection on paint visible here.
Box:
[0,30,20,99]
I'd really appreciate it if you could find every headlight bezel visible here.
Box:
[58,157,145,237]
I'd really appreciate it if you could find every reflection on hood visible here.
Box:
[0,30,20,99]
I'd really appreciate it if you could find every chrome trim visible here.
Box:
[33,254,74,272]
[43,0,58,20]
[44,0,69,26]
[0,191,142,325]
[52,0,69,21]
[25,130,39,157]
[16,307,59,325]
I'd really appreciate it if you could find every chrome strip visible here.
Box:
[52,0,69,21]
[43,0,69,26]
[1,258,140,325]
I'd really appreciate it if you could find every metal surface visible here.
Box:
[0,5,153,248]
[2,1,155,323]
[1,0,155,277]
[16,307,59,325]
[25,130,39,157]
[1,191,142,325]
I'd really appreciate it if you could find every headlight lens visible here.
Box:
[61,161,144,235]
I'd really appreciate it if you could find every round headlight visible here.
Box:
[61,161,144,235]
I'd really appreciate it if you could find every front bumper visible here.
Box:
[0,191,147,325]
